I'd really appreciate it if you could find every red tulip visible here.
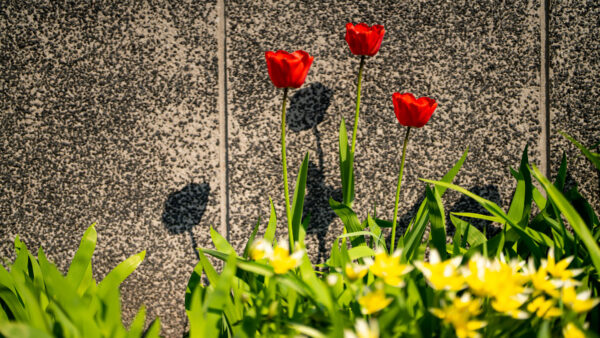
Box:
[345,23,385,56]
[265,50,314,89]
[392,93,437,128]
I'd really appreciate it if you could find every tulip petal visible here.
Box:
[265,50,313,88]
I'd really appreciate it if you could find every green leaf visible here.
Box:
[201,248,274,277]
[210,226,235,254]
[329,198,365,247]
[144,318,161,338]
[327,238,342,268]
[531,164,600,272]
[367,214,385,250]
[45,302,80,338]
[560,131,600,171]
[97,250,145,299]
[291,152,310,245]
[451,212,502,223]
[185,261,204,311]
[298,213,310,248]
[0,285,28,322]
[338,117,352,206]
[347,246,375,260]
[98,287,125,337]
[564,185,600,231]
[243,218,260,259]
[421,178,543,259]
[128,305,146,338]
[450,215,486,248]
[554,152,568,191]
[0,323,54,338]
[197,249,219,285]
[276,275,311,297]
[67,224,97,292]
[532,187,547,210]
[203,253,237,337]
[339,228,387,250]
[403,148,468,262]
[265,197,277,243]
[506,146,533,226]
[288,323,327,338]
[537,320,550,338]
[13,280,49,332]
[372,218,393,228]
[188,281,205,338]
[425,185,447,260]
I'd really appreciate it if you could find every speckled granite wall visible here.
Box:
[549,0,600,213]
[1,1,598,337]
[1,1,219,336]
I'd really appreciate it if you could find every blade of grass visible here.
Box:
[560,131,600,170]
[67,224,97,292]
[97,250,145,299]
[421,179,542,259]
[291,153,310,247]
[531,164,600,272]
[425,185,447,260]
[265,197,277,243]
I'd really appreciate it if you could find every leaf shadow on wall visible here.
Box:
[162,182,210,260]
[287,82,341,264]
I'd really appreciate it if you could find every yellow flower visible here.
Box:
[366,249,412,287]
[563,323,585,338]
[249,238,273,261]
[430,294,486,338]
[270,243,304,274]
[345,262,368,281]
[414,250,464,291]
[561,285,600,313]
[358,289,392,315]
[463,254,529,302]
[491,292,529,319]
[542,248,582,281]
[526,296,561,318]
[526,262,560,298]
[344,319,379,338]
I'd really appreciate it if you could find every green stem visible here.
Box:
[391,127,411,252]
[346,56,366,206]
[281,88,293,249]
[350,56,365,156]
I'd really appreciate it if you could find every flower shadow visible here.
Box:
[287,82,340,264]
[162,182,210,259]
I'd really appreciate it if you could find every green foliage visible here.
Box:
[0,224,157,338]
[187,137,600,337]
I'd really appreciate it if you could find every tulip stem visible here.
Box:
[281,88,293,249]
[391,127,411,252]
[346,55,365,206]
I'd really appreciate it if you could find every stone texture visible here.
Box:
[549,0,600,213]
[226,1,541,258]
[0,1,218,335]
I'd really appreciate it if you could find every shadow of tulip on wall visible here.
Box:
[162,182,210,259]
[287,82,340,264]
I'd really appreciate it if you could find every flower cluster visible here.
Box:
[430,293,486,338]
[421,250,597,336]
[249,239,305,274]
[339,249,599,338]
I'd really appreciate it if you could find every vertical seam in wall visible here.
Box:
[217,0,230,240]
[540,0,551,177]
